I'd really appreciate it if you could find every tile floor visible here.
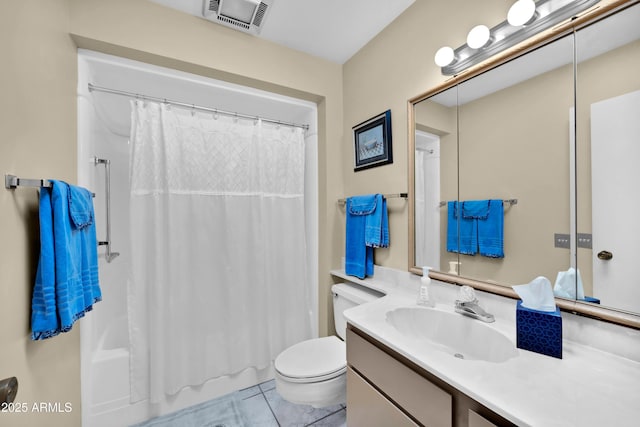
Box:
[235,379,347,427]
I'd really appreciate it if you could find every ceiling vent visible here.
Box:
[202,0,273,35]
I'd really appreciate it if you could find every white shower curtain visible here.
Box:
[127,100,312,403]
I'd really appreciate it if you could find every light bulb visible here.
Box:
[467,25,490,49]
[508,0,536,26]
[434,46,455,67]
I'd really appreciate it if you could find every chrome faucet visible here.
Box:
[454,286,495,323]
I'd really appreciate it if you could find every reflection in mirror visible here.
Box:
[456,33,575,289]
[414,34,575,288]
[575,2,640,313]
[412,1,640,322]
[413,85,459,273]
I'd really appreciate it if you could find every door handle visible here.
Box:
[597,250,613,260]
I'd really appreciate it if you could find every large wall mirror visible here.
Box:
[410,0,640,328]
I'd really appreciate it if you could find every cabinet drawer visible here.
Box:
[347,368,419,427]
[347,328,452,427]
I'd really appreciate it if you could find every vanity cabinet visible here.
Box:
[346,326,514,427]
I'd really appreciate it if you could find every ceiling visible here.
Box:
[148,0,416,64]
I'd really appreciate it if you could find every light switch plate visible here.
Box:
[577,233,592,249]
[554,233,570,249]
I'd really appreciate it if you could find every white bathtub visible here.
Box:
[91,316,130,416]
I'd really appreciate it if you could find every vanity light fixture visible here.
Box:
[434,0,601,75]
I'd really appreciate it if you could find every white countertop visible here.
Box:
[332,269,640,427]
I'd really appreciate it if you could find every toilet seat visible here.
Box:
[275,336,346,383]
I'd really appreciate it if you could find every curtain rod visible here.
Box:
[87,83,310,131]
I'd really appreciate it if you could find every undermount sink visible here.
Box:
[385,306,518,363]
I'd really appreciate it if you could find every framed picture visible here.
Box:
[353,110,393,171]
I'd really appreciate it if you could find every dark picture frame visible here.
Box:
[353,109,393,171]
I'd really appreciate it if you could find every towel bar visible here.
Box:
[337,192,408,206]
[5,174,95,197]
[439,199,518,208]
[5,175,52,189]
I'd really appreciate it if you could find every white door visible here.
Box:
[591,90,640,312]
[414,131,440,269]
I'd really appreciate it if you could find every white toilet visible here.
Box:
[274,282,383,408]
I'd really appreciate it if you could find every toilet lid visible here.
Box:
[275,336,346,382]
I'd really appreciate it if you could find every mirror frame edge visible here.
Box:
[407,0,640,330]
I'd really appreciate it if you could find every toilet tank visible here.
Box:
[331,283,383,340]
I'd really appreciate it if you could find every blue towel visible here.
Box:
[446,201,477,255]
[345,194,388,279]
[462,200,490,220]
[365,195,389,248]
[31,181,102,340]
[478,199,504,258]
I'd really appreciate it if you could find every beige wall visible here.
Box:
[342,0,513,271]
[0,1,80,426]
[456,63,574,286]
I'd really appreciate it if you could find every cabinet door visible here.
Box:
[347,329,452,427]
[347,368,418,427]
[469,409,498,427]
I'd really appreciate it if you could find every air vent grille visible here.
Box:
[252,2,268,26]
[207,0,219,13]
[217,15,250,30]
[202,0,272,34]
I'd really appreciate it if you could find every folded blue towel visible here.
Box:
[462,200,490,220]
[31,181,102,340]
[365,195,389,248]
[478,199,504,258]
[446,201,477,255]
[345,194,388,279]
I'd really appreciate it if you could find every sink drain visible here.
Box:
[454,353,465,359]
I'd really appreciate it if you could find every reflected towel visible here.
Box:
[345,194,388,279]
[31,181,101,340]
[462,200,490,220]
[446,201,477,255]
[478,199,504,258]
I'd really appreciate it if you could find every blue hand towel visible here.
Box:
[365,195,389,248]
[478,199,504,258]
[31,181,102,340]
[446,201,477,255]
[462,200,490,220]
[345,194,388,279]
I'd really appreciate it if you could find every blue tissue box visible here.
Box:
[516,300,562,359]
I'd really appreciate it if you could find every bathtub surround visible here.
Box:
[78,50,318,426]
